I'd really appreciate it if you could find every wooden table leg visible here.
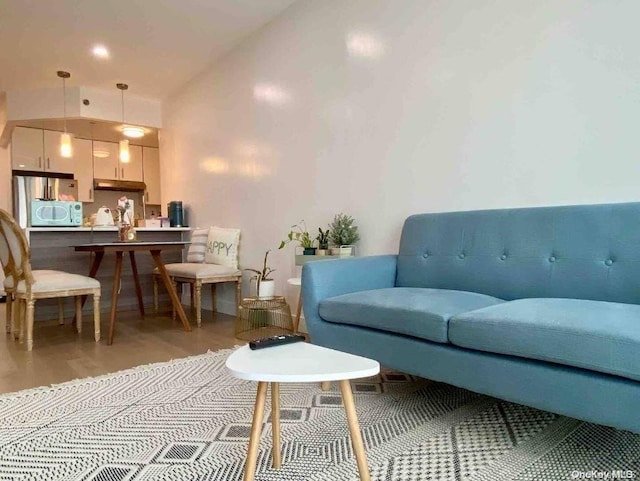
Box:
[151,250,192,332]
[339,379,371,481]
[108,251,124,345]
[245,381,268,481]
[271,382,281,469]
[74,251,104,324]
[128,251,145,319]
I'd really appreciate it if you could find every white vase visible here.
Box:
[330,246,353,256]
[257,279,276,298]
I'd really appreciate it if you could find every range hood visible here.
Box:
[94,179,147,192]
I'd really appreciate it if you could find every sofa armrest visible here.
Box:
[301,255,397,338]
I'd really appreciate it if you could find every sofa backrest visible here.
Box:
[396,202,640,304]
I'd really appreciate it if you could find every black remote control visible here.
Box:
[249,334,305,350]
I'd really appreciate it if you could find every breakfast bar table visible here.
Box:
[74,241,191,344]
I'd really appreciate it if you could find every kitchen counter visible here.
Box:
[25,227,191,232]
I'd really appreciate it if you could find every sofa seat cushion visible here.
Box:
[156,263,241,279]
[449,298,640,382]
[319,287,505,343]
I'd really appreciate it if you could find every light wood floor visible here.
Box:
[0,303,245,394]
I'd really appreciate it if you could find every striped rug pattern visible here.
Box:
[0,348,638,480]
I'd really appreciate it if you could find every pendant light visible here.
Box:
[117,83,130,163]
[58,71,73,158]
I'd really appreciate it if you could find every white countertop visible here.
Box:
[26,227,191,232]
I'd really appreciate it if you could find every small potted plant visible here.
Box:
[244,250,276,298]
[328,213,360,255]
[316,227,330,256]
[279,220,316,255]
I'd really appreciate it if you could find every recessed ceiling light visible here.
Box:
[122,126,145,138]
[92,44,110,59]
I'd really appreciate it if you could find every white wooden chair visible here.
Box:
[153,264,241,327]
[0,209,101,350]
[152,227,242,327]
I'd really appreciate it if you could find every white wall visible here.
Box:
[161,0,640,315]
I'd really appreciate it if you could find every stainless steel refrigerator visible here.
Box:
[13,174,79,228]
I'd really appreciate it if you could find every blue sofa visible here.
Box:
[302,202,640,433]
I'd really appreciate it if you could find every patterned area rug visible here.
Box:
[0,348,638,481]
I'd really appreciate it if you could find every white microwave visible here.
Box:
[30,201,82,227]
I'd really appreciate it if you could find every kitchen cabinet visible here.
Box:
[74,138,94,202]
[11,127,44,171]
[92,140,143,181]
[11,127,77,174]
[124,145,144,182]
[142,147,161,205]
[43,130,74,174]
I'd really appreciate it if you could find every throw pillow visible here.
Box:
[186,228,209,263]
[205,226,240,269]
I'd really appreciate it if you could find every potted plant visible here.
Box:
[328,213,360,255]
[244,250,276,298]
[279,220,316,255]
[316,227,330,256]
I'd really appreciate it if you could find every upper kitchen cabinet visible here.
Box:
[11,127,44,171]
[74,138,94,202]
[43,130,74,174]
[142,147,161,205]
[92,140,143,181]
[124,145,144,182]
[92,141,119,179]
[11,127,77,174]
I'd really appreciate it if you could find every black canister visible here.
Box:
[167,201,184,227]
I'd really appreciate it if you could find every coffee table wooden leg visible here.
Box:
[151,250,192,332]
[339,379,371,481]
[271,382,281,469]
[128,251,145,319]
[108,251,124,345]
[293,289,302,333]
[321,381,331,391]
[245,381,268,481]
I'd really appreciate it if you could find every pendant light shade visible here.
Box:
[117,83,131,163]
[58,71,73,158]
[119,139,130,163]
[60,132,73,158]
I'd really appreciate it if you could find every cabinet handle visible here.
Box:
[89,188,93,200]
[115,167,117,178]
[47,157,50,169]
[146,192,149,202]
[121,168,124,178]
[38,156,42,168]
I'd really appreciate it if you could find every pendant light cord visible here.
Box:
[62,76,67,133]
[121,88,125,123]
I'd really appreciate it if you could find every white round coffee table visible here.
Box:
[226,342,380,481]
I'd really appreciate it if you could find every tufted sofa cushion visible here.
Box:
[319,287,505,343]
[396,203,640,305]
[449,298,640,382]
